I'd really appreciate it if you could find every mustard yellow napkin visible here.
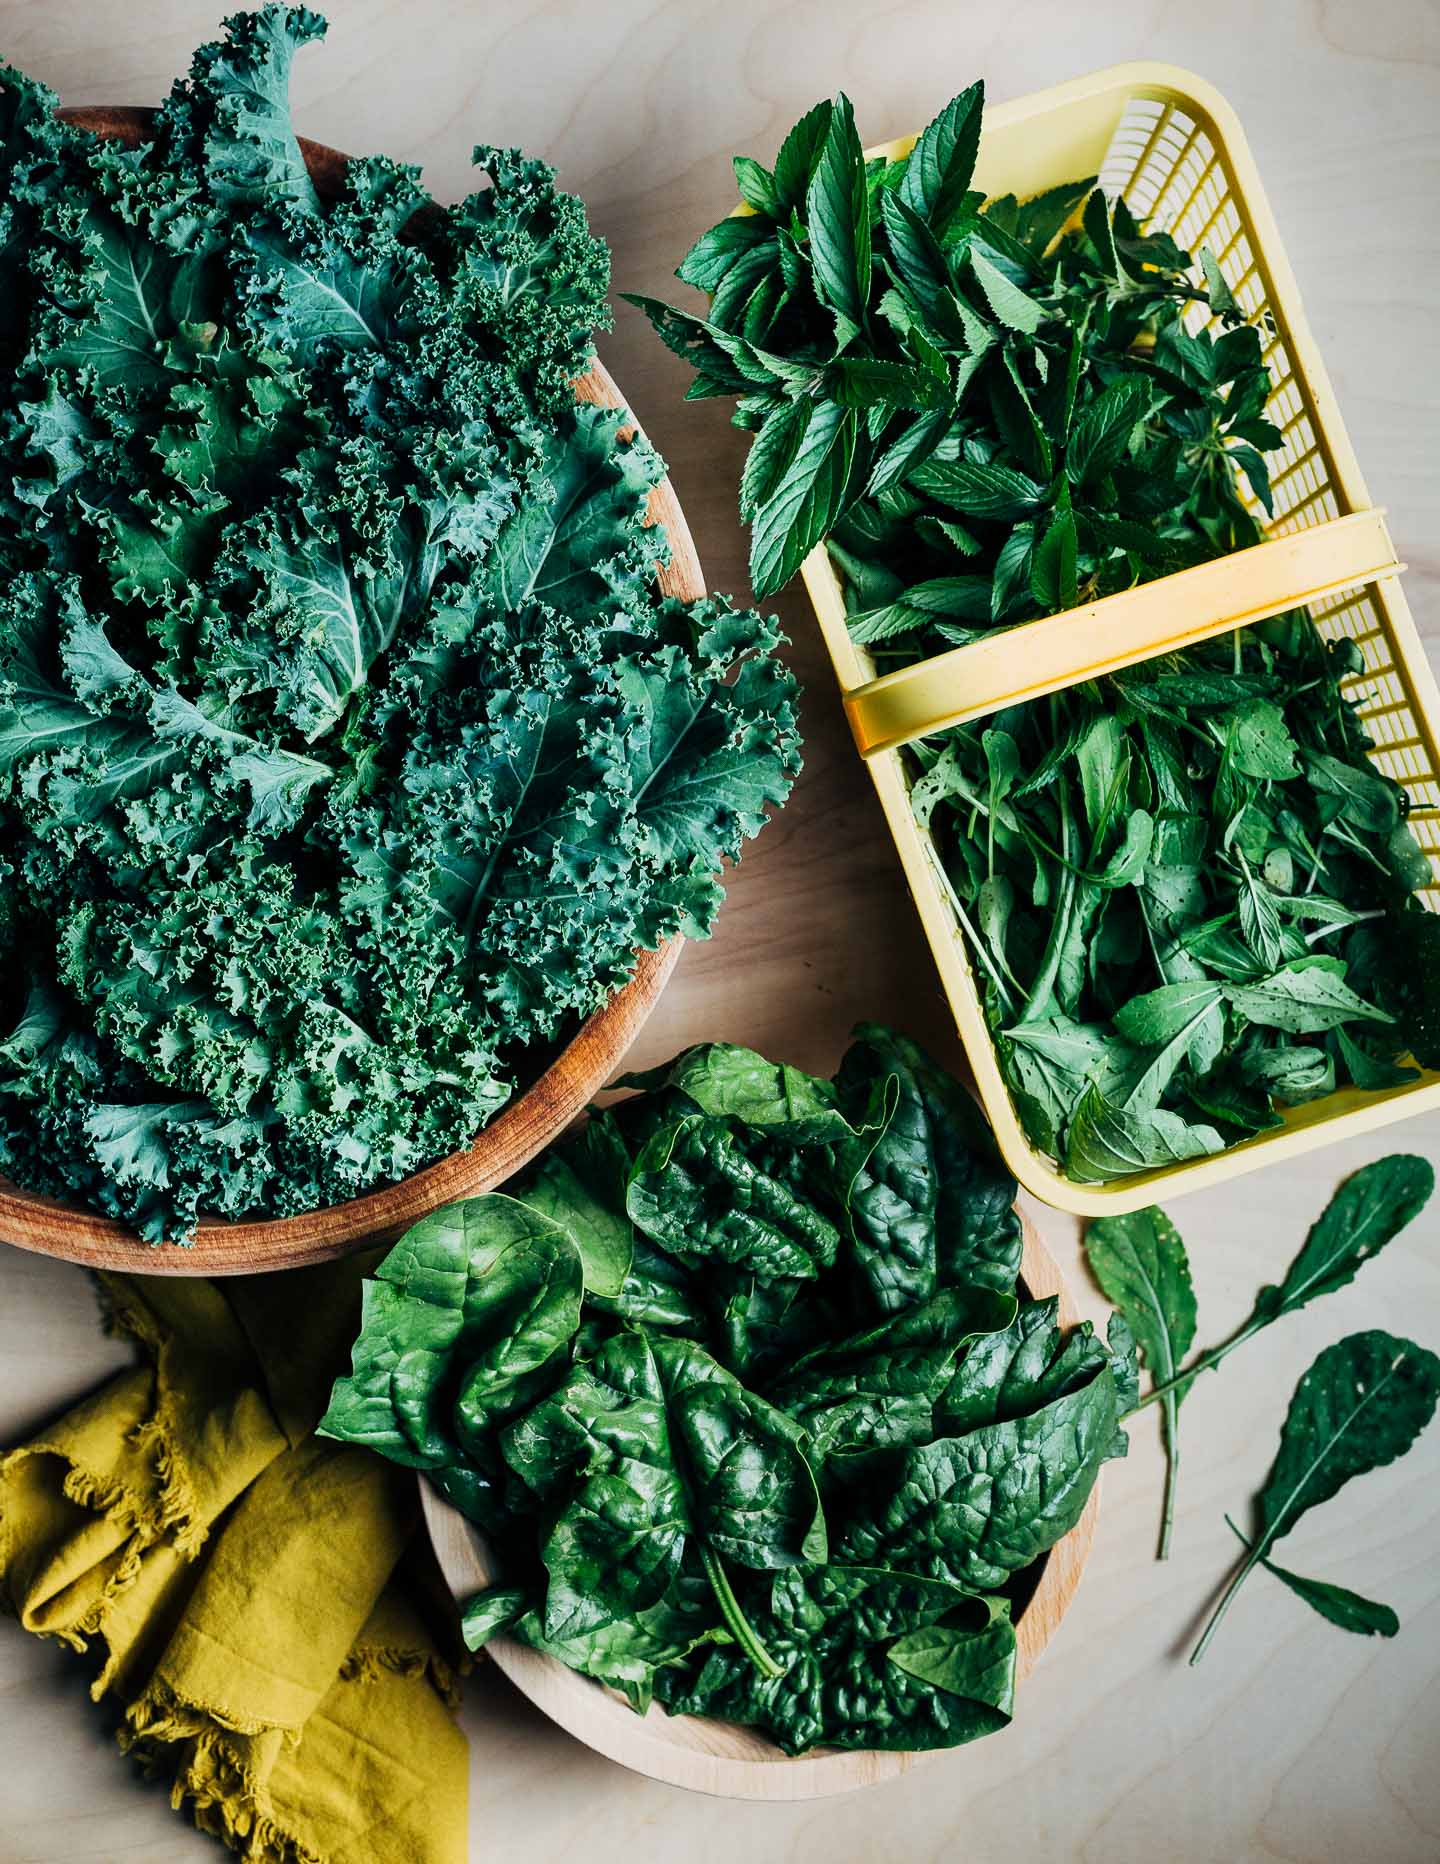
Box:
[0,1260,468,1864]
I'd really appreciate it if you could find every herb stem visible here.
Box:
[1017,763,1074,1025]
[700,1545,783,1680]
[1189,1536,1266,1665]
[927,844,1018,1013]
[1158,1393,1180,1560]
[1127,1317,1264,1413]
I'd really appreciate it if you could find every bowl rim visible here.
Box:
[0,109,698,1273]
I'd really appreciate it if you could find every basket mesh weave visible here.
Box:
[1100,100,1440,896]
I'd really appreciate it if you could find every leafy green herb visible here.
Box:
[321,1028,1127,1754]
[1131,1155,1434,1413]
[1083,1208,1195,1557]
[1191,1331,1440,1662]
[634,84,1437,1181]
[1084,1156,1434,1599]
[1223,1517,1398,1640]
[0,10,800,1241]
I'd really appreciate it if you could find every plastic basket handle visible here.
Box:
[843,508,1403,757]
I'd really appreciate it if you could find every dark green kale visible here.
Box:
[632,83,1436,1180]
[320,1028,1128,1754]
[0,10,800,1240]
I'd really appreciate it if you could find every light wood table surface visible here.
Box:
[1,2,1438,1860]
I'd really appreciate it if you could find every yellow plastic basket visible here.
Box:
[800,63,1440,1213]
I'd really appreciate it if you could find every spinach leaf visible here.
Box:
[627,1115,841,1282]
[835,1023,1022,1310]
[771,1287,1017,1459]
[316,1196,582,1470]
[835,1354,1119,1590]
[934,1296,1108,1434]
[654,1565,1014,1754]
[323,1027,1109,1751]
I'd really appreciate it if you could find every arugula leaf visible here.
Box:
[1084,1208,1196,1556]
[1133,1157,1435,1417]
[1225,959,1393,1034]
[1223,1517,1398,1639]
[1192,1331,1440,1661]
[1067,1085,1224,1181]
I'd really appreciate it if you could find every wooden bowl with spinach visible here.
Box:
[320,1029,1122,1797]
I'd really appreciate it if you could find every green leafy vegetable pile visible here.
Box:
[0,8,800,1241]
[1085,1156,1439,1658]
[320,1027,1133,1755]
[633,82,1438,1180]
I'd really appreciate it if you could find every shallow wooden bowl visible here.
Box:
[0,109,694,1276]
[423,1209,1099,1800]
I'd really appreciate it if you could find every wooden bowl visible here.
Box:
[423,1209,1099,1800]
[0,110,695,1275]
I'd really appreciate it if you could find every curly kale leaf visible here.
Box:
[0,9,800,1240]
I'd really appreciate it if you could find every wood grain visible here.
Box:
[0,5,1436,1862]
[0,113,696,1276]
[421,1210,1096,1800]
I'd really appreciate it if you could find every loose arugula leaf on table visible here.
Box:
[1223,1517,1399,1640]
[323,1027,1115,1756]
[0,10,801,1243]
[1191,1330,1440,1662]
[1085,1157,1432,1564]
[1132,1156,1434,1413]
[1083,1208,1196,1557]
